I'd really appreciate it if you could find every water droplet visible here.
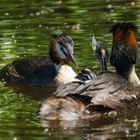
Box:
[113,19,117,22]
[12,34,15,38]
[36,12,40,16]
[44,128,48,132]
[41,10,45,14]
[123,7,126,10]
[125,128,130,135]
[112,128,116,133]
[13,137,17,140]
[131,1,135,6]
[107,4,112,9]
[5,12,10,16]
[30,13,34,16]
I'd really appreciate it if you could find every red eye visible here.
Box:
[61,47,64,51]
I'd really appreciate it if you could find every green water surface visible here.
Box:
[1,0,140,139]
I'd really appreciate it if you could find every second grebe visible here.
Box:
[0,32,77,90]
[110,22,140,86]
[39,22,140,120]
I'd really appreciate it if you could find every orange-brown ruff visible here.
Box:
[112,23,137,48]
[110,22,140,86]
[39,22,140,120]
[110,22,140,81]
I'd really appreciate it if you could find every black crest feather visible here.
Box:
[51,31,73,45]
[109,22,137,33]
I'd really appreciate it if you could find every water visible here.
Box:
[0,0,140,139]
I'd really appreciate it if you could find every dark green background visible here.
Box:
[0,0,140,139]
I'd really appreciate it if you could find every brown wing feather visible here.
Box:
[0,56,57,87]
[56,72,140,111]
[80,73,140,110]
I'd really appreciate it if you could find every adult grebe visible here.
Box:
[110,22,140,86]
[39,22,140,120]
[0,32,77,89]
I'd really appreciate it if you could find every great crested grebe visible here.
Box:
[110,22,140,86]
[0,32,77,89]
[39,22,140,120]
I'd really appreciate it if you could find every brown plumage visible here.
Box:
[39,22,140,120]
[40,72,140,120]
[110,22,139,78]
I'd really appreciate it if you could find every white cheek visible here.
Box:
[55,42,66,58]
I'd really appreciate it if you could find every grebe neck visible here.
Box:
[55,63,78,84]
[116,64,140,86]
[128,65,140,86]
[54,63,62,72]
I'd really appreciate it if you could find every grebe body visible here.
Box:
[39,22,140,120]
[0,32,77,90]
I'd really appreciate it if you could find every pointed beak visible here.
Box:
[90,33,97,51]
[64,44,77,66]
[66,50,77,66]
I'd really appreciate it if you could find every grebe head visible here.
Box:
[91,34,108,74]
[49,31,76,66]
[110,22,139,77]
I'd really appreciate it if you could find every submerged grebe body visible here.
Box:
[0,32,77,89]
[39,22,140,120]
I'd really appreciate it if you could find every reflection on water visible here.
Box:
[0,0,140,139]
[40,114,140,139]
[10,84,55,100]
